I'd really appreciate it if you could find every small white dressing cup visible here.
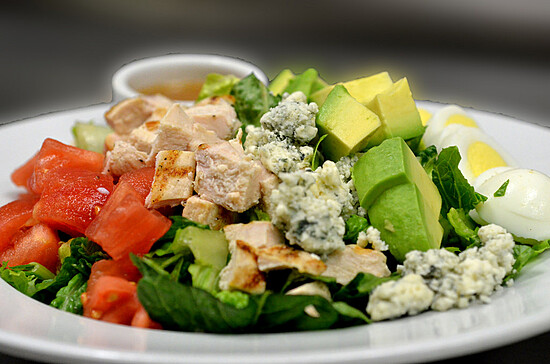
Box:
[111,54,268,104]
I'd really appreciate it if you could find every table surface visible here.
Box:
[1,1,549,363]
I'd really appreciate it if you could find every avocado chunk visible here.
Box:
[174,226,228,270]
[368,182,443,262]
[316,84,381,161]
[366,78,424,147]
[353,137,443,262]
[309,71,393,107]
[353,137,441,215]
[269,69,295,96]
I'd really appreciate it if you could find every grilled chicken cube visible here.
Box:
[127,120,160,153]
[218,239,266,295]
[194,140,262,212]
[286,281,331,301]
[255,245,326,275]
[223,221,284,249]
[321,245,391,285]
[182,195,236,230]
[103,140,149,176]
[148,104,220,161]
[185,98,241,140]
[104,95,173,135]
[145,150,195,208]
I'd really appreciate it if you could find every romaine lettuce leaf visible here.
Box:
[432,146,487,213]
[197,73,240,101]
[231,74,281,130]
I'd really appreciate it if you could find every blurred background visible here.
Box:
[1,0,549,127]
[1,1,550,363]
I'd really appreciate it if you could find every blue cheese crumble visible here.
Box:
[367,224,515,320]
[244,92,318,176]
[270,161,351,255]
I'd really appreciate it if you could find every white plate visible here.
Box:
[0,102,549,364]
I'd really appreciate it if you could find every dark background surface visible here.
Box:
[1,1,550,363]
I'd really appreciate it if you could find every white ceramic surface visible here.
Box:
[0,101,550,364]
[111,54,268,102]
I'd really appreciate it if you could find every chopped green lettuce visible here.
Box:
[432,146,487,214]
[231,74,281,130]
[72,121,112,153]
[197,73,240,101]
[343,215,369,243]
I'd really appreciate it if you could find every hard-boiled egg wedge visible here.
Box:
[471,167,550,242]
[437,124,517,184]
[421,105,479,148]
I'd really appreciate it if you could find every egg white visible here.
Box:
[421,105,479,149]
[472,168,550,242]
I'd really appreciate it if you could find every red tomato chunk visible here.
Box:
[28,138,104,195]
[0,195,38,252]
[33,168,114,236]
[85,181,171,261]
[83,259,161,328]
[117,167,155,204]
[0,223,59,272]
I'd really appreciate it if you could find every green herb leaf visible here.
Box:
[231,74,281,130]
[446,208,481,248]
[311,134,327,170]
[416,145,438,176]
[494,179,510,197]
[343,215,369,243]
[50,273,87,314]
[432,146,487,213]
[506,240,550,282]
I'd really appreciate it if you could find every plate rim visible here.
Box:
[0,101,549,364]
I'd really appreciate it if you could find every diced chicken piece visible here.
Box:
[321,245,391,285]
[104,132,121,152]
[255,245,326,275]
[258,167,279,213]
[286,281,331,301]
[185,98,241,139]
[194,140,262,212]
[218,240,266,295]
[147,104,220,161]
[145,150,195,208]
[104,140,149,176]
[127,120,160,153]
[104,95,173,135]
[182,195,236,230]
[223,221,284,249]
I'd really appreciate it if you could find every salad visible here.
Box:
[0,68,549,333]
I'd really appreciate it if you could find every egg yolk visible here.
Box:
[418,108,432,126]
[445,114,478,128]
[467,142,508,177]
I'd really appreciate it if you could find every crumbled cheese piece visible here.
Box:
[259,91,318,145]
[357,227,389,252]
[243,92,318,176]
[366,274,434,321]
[270,161,352,255]
[335,154,365,217]
[368,223,516,320]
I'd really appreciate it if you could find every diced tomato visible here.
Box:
[33,168,114,236]
[83,259,161,328]
[87,258,141,289]
[0,195,39,252]
[82,275,140,325]
[117,167,155,204]
[85,181,171,260]
[0,223,59,272]
[29,138,105,195]
[11,153,38,190]
[131,305,162,329]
